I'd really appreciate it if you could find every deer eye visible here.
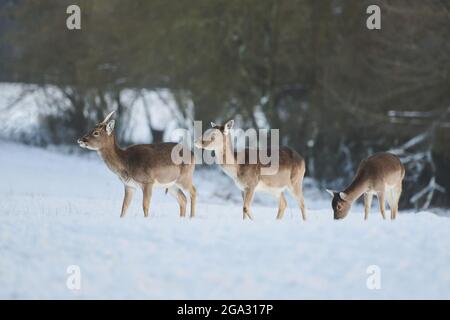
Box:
[93,131,100,137]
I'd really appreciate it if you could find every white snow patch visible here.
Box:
[0,141,449,299]
[0,83,183,144]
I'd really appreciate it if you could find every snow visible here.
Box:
[0,83,182,144]
[118,89,184,143]
[0,83,43,139]
[0,141,449,299]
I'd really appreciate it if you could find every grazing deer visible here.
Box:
[195,120,306,220]
[77,111,196,218]
[327,152,405,220]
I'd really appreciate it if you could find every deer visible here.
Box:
[77,111,196,218]
[195,120,306,221]
[326,152,405,220]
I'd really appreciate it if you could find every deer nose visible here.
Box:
[77,137,87,144]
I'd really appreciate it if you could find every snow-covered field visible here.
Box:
[0,141,449,299]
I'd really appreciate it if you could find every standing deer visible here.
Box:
[327,152,405,220]
[77,111,196,218]
[195,120,306,220]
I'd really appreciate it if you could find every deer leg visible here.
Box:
[120,186,134,218]
[364,192,373,221]
[288,183,306,221]
[377,191,386,220]
[389,183,402,220]
[386,188,397,220]
[188,185,196,218]
[177,179,197,218]
[243,187,255,220]
[168,186,187,217]
[393,183,402,220]
[142,183,153,218]
[276,192,287,220]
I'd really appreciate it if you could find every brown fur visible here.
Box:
[196,120,306,220]
[78,113,196,218]
[330,152,405,220]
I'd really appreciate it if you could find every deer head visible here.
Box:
[195,120,234,151]
[326,189,352,219]
[77,111,116,151]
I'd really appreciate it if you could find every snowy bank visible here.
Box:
[0,142,449,299]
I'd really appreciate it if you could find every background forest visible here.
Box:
[0,0,449,208]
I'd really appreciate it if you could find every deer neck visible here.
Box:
[97,136,126,176]
[343,174,370,202]
[215,134,237,176]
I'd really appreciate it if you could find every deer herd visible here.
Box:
[78,111,405,221]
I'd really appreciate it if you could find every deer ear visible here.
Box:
[326,189,335,197]
[224,120,234,134]
[225,120,234,129]
[102,110,115,124]
[339,192,348,200]
[106,120,115,135]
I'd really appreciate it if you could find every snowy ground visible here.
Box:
[0,141,449,299]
